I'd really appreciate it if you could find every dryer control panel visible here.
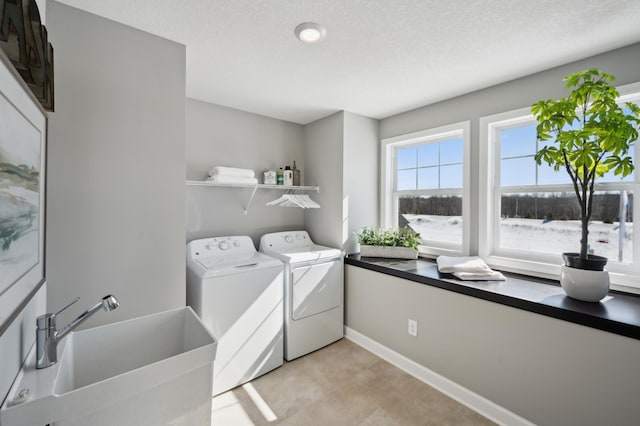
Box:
[187,236,257,261]
[260,230,310,251]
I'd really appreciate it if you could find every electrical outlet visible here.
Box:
[408,319,418,337]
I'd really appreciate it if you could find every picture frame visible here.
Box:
[0,48,47,334]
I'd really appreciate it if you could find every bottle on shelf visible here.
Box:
[263,169,277,184]
[292,161,301,186]
[283,166,293,186]
[277,168,284,185]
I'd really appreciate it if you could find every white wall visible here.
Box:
[46,1,186,327]
[185,99,305,247]
[346,266,640,425]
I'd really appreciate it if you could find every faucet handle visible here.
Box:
[37,297,80,330]
[54,297,80,316]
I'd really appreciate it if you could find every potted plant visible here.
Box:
[356,226,421,259]
[532,68,640,301]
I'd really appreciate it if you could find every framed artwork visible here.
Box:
[0,48,46,333]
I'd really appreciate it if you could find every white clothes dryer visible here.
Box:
[186,236,284,395]
[259,231,344,361]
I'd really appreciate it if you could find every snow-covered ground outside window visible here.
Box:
[403,214,633,263]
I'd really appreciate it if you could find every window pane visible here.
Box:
[498,191,633,263]
[398,195,462,245]
[397,146,417,170]
[440,138,463,164]
[397,169,416,190]
[417,143,438,167]
[538,161,571,185]
[417,167,438,189]
[440,164,463,189]
[501,157,535,186]
[500,126,536,158]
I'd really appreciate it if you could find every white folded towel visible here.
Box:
[207,175,258,185]
[436,256,492,273]
[452,271,506,281]
[437,255,505,281]
[208,166,255,178]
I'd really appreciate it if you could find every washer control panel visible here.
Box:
[187,236,256,260]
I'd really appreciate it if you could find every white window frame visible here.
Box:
[479,82,640,292]
[381,121,471,256]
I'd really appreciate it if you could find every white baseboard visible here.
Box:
[344,326,535,426]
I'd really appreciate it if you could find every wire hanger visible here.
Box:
[266,193,320,209]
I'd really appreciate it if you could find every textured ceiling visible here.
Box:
[55,0,640,124]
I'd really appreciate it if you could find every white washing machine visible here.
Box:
[186,236,284,395]
[259,231,344,361]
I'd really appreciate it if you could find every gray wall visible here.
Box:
[303,111,379,251]
[380,42,640,254]
[186,104,379,253]
[346,266,640,425]
[342,111,379,254]
[185,99,305,247]
[303,112,345,248]
[46,2,186,327]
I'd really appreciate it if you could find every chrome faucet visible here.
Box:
[36,295,120,369]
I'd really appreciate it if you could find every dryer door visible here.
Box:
[291,260,342,320]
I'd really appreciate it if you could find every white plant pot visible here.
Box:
[560,265,610,302]
[359,245,418,259]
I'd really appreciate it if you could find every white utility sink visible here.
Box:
[0,306,217,426]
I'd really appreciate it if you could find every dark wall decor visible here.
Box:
[0,0,54,111]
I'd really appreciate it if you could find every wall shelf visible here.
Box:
[185,180,319,191]
[185,180,320,214]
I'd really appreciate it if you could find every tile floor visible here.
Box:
[211,338,495,425]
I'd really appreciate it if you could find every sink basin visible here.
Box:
[0,306,217,426]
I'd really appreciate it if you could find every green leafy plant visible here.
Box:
[356,227,421,250]
[532,68,640,260]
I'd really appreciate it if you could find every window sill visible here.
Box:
[345,255,640,341]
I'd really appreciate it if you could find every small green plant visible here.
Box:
[532,68,640,260]
[356,227,421,250]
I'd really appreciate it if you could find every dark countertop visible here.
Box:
[345,255,640,340]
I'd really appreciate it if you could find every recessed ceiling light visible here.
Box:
[294,22,326,43]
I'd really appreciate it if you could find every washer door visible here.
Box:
[292,260,342,320]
